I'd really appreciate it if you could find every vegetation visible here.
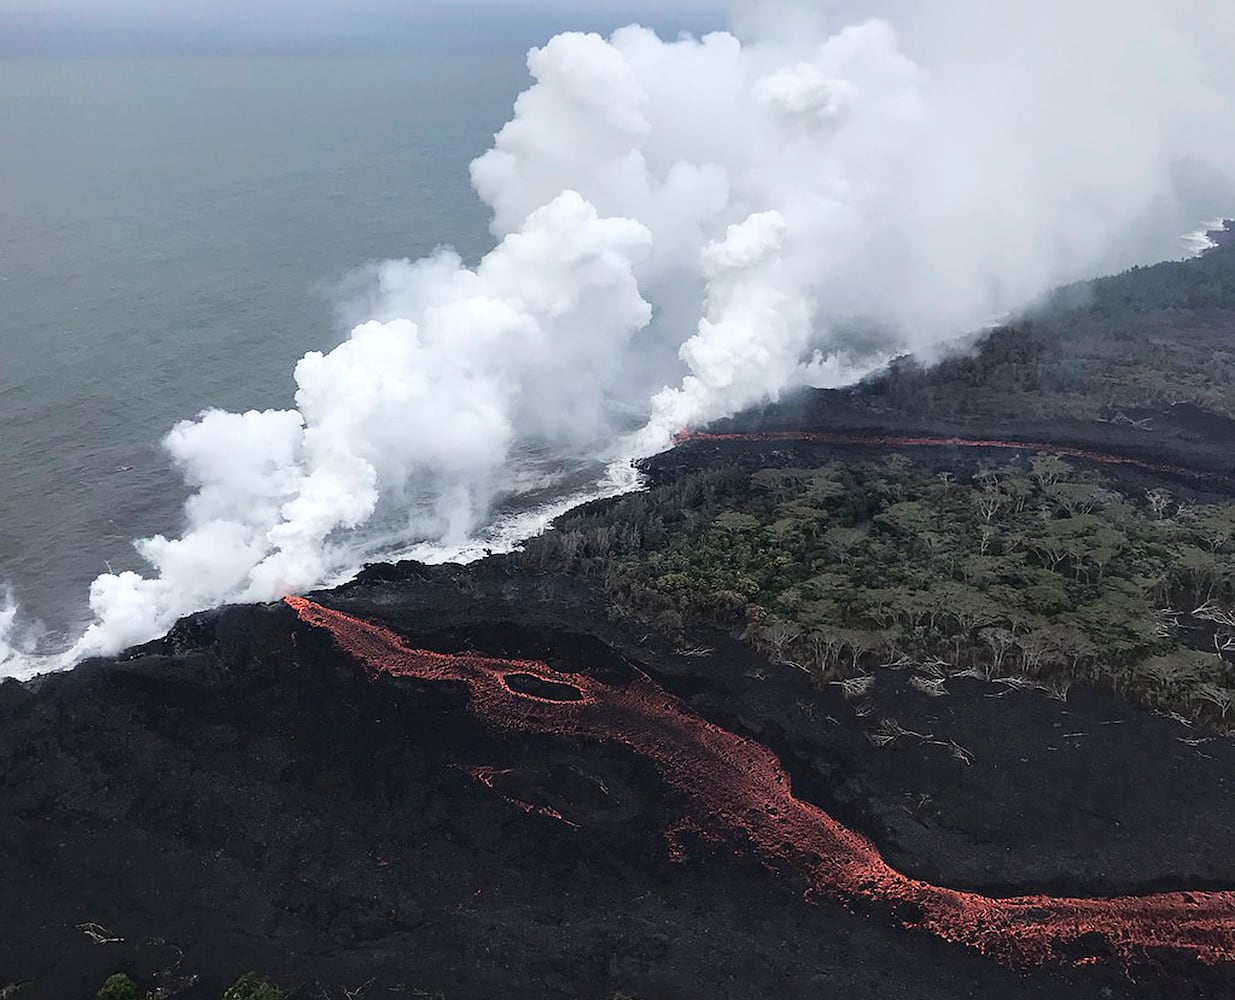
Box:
[525,455,1235,727]
[222,974,284,1000]
[98,975,141,1000]
[94,972,284,1000]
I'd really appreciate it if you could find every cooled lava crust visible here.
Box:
[655,397,1235,497]
[285,596,1235,969]
[5,560,1235,999]
[671,430,1207,480]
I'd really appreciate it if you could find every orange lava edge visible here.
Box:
[672,430,1202,478]
[287,596,1235,969]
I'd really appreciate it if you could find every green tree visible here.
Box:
[223,974,285,1000]
[97,975,139,1000]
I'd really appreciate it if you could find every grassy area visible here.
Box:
[525,455,1235,727]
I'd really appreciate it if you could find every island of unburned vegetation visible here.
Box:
[529,452,1235,729]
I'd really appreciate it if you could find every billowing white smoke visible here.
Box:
[1,587,38,681]
[0,590,20,674]
[8,0,1235,673]
[66,192,652,661]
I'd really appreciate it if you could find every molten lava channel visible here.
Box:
[287,596,1235,969]
[673,430,1204,479]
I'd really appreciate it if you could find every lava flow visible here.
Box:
[462,765,578,828]
[287,595,1235,969]
[673,429,1206,478]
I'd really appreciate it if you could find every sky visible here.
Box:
[0,0,733,55]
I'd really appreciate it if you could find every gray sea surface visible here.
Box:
[0,54,527,645]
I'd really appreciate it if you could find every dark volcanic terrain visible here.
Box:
[6,556,1235,1000]
[4,230,1235,999]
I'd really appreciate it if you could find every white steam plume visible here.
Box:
[6,0,1235,675]
[65,191,652,662]
[1,587,40,682]
[0,591,19,673]
[1183,218,1230,259]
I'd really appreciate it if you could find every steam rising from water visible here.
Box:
[5,0,1235,676]
[0,587,41,680]
[0,590,21,676]
[1183,218,1231,258]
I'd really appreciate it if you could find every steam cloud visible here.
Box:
[5,0,1235,675]
[0,590,24,676]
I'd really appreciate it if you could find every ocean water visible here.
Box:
[0,54,529,649]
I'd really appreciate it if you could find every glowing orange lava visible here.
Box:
[287,595,1235,968]
[463,765,577,827]
[672,430,1206,479]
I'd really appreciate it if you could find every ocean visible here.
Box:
[0,54,529,650]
